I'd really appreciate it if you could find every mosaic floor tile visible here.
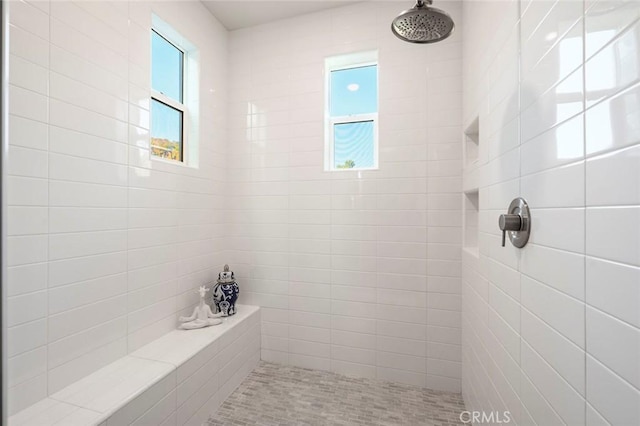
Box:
[208,362,466,426]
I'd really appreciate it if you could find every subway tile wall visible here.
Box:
[226,1,463,391]
[6,0,228,415]
[462,0,640,424]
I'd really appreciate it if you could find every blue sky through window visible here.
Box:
[330,65,377,169]
[334,121,374,168]
[330,65,377,117]
[152,31,183,102]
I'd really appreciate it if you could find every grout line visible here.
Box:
[45,0,52,398]
[523,7,583,81]
[583,14,640,64]
[520,342,575,424]
[587,353,640,402]
[517,0,524,418]
[125,0,131,358]
[48,14,129,72]
[582,0,588,418]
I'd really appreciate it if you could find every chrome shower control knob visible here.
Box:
[498,214,522,247]
[498,198,531,248]
[498,214,522,231]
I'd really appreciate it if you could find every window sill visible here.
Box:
[325,167,379,172]
[150,154,199,170]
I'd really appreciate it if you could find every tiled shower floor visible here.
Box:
[207,362,466,426]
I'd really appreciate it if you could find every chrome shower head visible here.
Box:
[391,0,455,44]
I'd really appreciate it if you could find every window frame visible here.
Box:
[150,28,188,164]
[325,54,379,172]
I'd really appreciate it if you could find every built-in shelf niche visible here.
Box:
[464,117,479,168]
[463,189,479,258]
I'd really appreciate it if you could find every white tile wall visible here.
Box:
[5,0,228,415]
[227,1,463,391]
[11,0,637,421]
[462,0,640,424]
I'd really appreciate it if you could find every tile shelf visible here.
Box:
[9,306,261,426]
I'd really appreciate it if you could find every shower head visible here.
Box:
[391,0,455,44]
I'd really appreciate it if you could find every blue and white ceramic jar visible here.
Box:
[212,264,239,316]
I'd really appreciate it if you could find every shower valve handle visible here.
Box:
[498,197,531,249]
[498,214,522,247]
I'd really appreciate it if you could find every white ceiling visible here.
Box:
[202,1,362,30]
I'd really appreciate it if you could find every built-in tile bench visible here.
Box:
[9,305,261,426]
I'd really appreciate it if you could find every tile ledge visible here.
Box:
[8,398,102,426]
[9,305,261,426]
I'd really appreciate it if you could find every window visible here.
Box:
[325,51,378,171]
[151,29,186,162]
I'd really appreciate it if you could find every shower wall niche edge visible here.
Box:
[462,190,479,258]
[463,116,479,169]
